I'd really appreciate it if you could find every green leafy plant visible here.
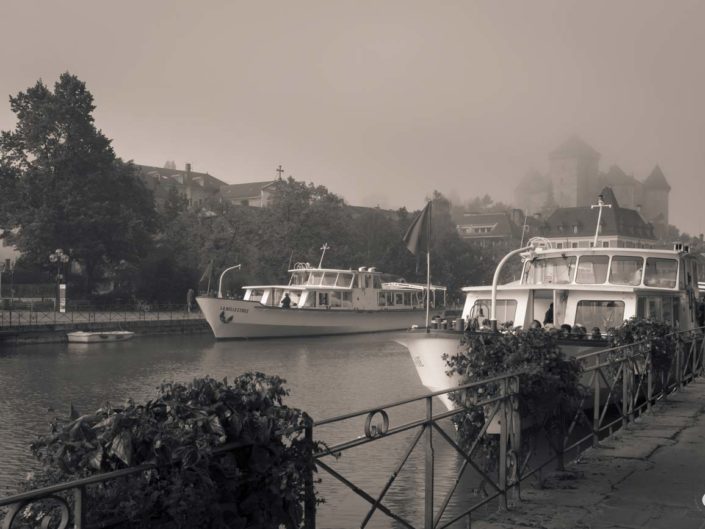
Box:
[21,374,317,529]
[446,329,585,461]
[608,317,678,378]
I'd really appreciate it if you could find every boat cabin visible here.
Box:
[241,265,446,311]
[462,247,702,335]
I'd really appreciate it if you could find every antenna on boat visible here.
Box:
[590,194,612,247]
[318,243,330,269]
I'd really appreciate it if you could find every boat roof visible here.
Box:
[462,283,680,293]
[526,246,690,260]
[287,266,384,274]
[382,282,447,291]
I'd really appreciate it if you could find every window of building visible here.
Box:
[576,255,609,284]
[575,300,625,331]
[644,258,678,288]
[609,256,644,286]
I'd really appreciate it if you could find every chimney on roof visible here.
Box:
[185,163,191,174]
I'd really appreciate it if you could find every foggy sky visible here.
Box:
[1,0,704,234]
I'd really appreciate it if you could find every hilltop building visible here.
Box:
[219,181,278,207]
[514,136,670,239]
[136,163,227,209]
[538,187,657,249]
[456,210,524,249]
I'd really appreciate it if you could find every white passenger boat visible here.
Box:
[197,263,446,339]
[67,330,135,343]
[397,240,703,405]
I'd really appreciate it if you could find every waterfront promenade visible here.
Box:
[477,378,705,529]
[0,306,208,344]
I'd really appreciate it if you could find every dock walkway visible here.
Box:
[478,378,705,529]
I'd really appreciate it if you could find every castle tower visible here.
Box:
[548,136,600,208]
[641,165,670,239]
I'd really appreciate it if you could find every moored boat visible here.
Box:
[397,239,704,406]
[197,262,446,339]
[67,330,135,343]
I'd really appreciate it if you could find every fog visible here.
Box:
[1,0,703,234]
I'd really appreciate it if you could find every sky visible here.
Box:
[1,0,704,234]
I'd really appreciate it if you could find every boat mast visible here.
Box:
[426,202,432,332]
[318,243,330,269]
[590,194,612,247]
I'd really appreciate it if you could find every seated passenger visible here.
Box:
[281,293,291,309]
[530,320,543,329]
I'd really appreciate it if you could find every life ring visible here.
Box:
[364,409,389,438]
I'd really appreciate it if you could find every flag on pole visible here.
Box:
[402,201,432,256]
[199,260,214,284]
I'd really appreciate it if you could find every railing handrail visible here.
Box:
[314,371,525,427]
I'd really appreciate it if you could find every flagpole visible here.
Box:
[426,201,432,332]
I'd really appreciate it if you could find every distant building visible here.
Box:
[514,136,670,239]
[219,181,278,207]
[456,210,526,248]
[538,187,656,249]
[136,163,227,209]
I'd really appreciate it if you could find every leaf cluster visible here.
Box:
[446,329,585,454]
[22,374,316,529]
[608,317,678,372]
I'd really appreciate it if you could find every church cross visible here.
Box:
[276,165,284,179]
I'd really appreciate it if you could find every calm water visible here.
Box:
[0,333,486,528]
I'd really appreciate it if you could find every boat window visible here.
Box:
[475,299,517,324]
[395,292,404,305]
[404,292,412,306]
[637,296,679,326]
[609,256,644,286]
[575,300,625,332]
[378,292,387,306]
[249,289,265,302]
[318,292,329,306]
[308,271,324,286]
[336,273,354,287]
[300,292,314,307]
[373,275,382,288]
[342,291,352,307]
[330,292,342,307]
[386,292,395,305]
[644,258,677,288]
[523,256,576,285]
[322,273,337,286]
[289,271,309,286]
[576,255,609,284]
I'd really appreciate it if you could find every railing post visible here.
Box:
[498,378,508,512]
[304,420,316,529]
[676,340,683,389]
[509,375,522,505]
[593,361,600,447]
[74,485,86,529]
[647,350,653,412]
[621,360,630,427]
[425,396,434,528]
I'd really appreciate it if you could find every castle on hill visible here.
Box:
[513,136,670,239]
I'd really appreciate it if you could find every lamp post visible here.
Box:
[49,249,69,312]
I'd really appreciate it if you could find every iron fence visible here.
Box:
[2,328,704,528]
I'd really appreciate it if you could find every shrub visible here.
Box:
[446,329,585,458]
[21,374,316,529]
[608,317,677,374]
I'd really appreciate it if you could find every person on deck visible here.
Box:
[543,302,554,325]
[281,293,291,309]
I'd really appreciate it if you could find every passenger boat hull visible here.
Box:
[396,329,609,410]
[67,331,135,343]
[197,296,432,339]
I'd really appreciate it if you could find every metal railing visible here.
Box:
[304,373,523,529]
[0,440,253,529]
[2,328,704,528]
[0,304,204,329]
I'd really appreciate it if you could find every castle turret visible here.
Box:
[641,165,670,239]
[548,136,600,208]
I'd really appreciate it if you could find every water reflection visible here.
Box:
[0,333,488,527]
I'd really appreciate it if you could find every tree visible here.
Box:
[0,73,157,285]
